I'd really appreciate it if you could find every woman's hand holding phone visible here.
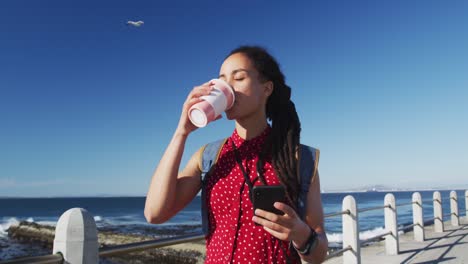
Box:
[252,185,286,215]
[252,202,311,245]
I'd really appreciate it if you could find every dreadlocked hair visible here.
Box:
[228,46,302,212]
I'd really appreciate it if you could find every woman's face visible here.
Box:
[219,52,272,121]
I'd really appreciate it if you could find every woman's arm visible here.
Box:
[294,172,328,263]
[144,134,203,224]
[144,82,214,224]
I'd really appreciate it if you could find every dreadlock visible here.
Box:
[227,46,302,212]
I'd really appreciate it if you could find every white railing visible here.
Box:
[1,190,467,264]
[323,190,467,263]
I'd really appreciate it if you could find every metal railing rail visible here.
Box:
[358,204,389,213]
[325,246,352,260]
[423,217,435,224]
[354,201,416,246]
[99,233,205,257]
[360,230,392,245]
[397,223,421,232]
[422,199,434,205]
[444,213,456,218]
[0,253,63,264]
[324,209,350,218]
[396,201,415,207]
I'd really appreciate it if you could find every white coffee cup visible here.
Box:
[188,79,235,127]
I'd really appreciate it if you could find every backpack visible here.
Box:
[199,138,320,235]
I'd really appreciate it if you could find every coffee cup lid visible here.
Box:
[189,108,207,127]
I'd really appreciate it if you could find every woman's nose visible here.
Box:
[225,79,235,91]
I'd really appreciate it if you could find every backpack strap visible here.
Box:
[200,138,227,235]
[199,138,228,182]
[297,144,320,220]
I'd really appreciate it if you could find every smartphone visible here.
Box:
[252,185,287,215]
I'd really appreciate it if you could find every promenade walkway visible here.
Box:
[325,217,468,264]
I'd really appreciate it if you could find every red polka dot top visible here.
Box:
[204,126,300,264]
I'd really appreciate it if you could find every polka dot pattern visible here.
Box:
[204,127,299,263]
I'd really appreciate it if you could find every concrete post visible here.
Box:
[450,191,460,227]
[384,193,399,255]
[342,195,360,264]
[433,191,444,232]
[53,208,99,264]
[465,190,468,220]
[412,192,424,241]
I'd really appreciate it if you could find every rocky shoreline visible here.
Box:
[5,222,346,263]
[6,221,206,263]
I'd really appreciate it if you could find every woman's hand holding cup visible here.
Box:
[176,81,215,137]
[188,79,235,128]
[176,79,235,137]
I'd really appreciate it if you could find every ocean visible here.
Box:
[1,190,466,260]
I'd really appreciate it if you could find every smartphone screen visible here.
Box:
[252,185,287,215]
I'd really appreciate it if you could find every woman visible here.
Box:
[145,46,328,263]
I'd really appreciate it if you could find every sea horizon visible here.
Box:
[1,186,466,199]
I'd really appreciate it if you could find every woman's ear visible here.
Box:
[264,81,274,97]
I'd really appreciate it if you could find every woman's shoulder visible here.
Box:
[198,138,230,172]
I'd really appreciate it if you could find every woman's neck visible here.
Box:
[235,114,269,140]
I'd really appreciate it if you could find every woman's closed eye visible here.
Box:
[234,75,246,81]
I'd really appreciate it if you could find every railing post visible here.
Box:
[465,190,468,219]
[412,192,424,241]
[450,191,460,226]
[53,208,99,264]
[342,195,360,264]
[384,193,399,255]
[433,191,444,232]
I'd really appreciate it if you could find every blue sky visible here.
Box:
[1,0,467,197]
